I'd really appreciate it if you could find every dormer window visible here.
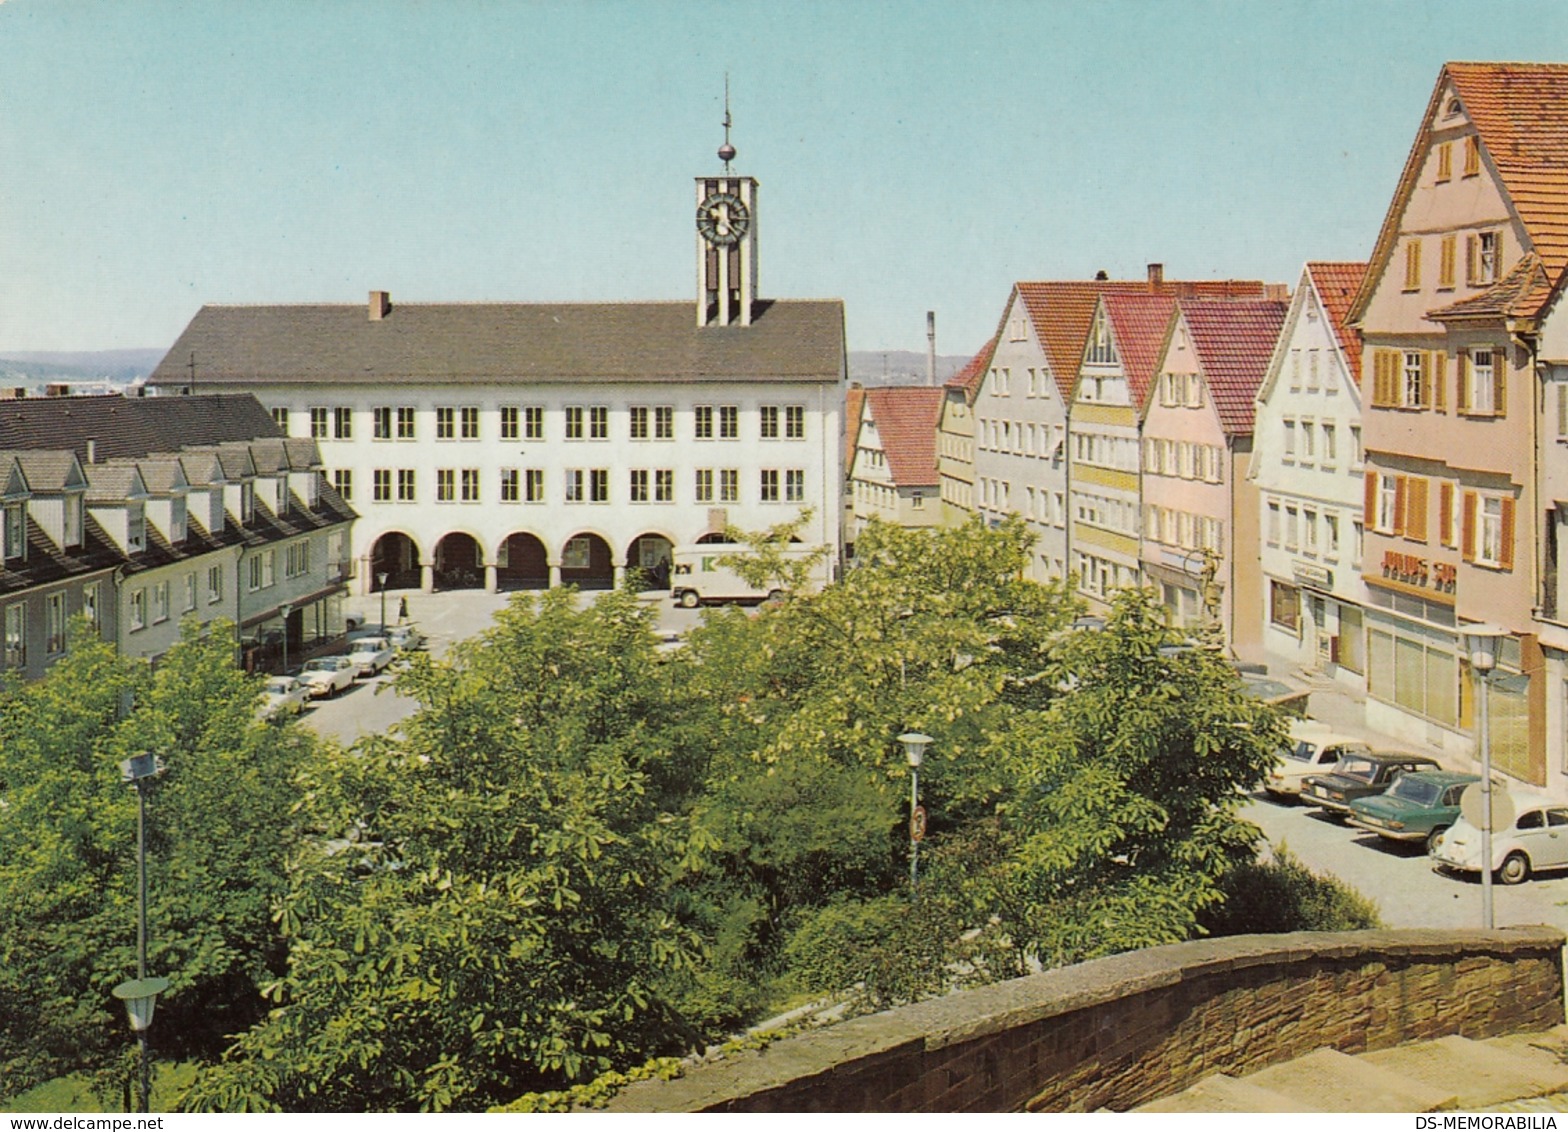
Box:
[3,503,24,562]
[63,494,82,549]
[127,503,146,553]
[170,495,188,543]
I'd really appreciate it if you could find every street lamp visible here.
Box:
[377,572,389,631]
[899,732,933,892]
[279,602,293,673]
[1463,623,1508,930]
[115,752,167,1113]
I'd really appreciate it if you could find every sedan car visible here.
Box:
[347,636,394,677]
[1264,724,1372,800]
[385,623,425,651]
[298,655,357,698]
[1347,769,1481,850]
[1301,752,1442,817]
[1432,799,1568,884]
[258,675,309,719]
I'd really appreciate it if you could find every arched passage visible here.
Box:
[497,532,549,592]
[369,531,422,591]
[627,532,675,591]
[433,532,484,590]
[561,532,614,590]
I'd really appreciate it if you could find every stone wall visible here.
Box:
[606,927,1565,1113]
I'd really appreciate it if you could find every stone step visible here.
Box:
[1244,1047,1454,1112]
[1361,1033,1568,1109]
[1135,1073,1321,1113]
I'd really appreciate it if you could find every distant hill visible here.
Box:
[0,348,166,389]
[848,350,972,387]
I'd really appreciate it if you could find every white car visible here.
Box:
[259,675,309,718]
[385,623,425,651]
[298,656,357,698]
[348,636,395,677]
[1432,798,1568,884]
[1263,723,1372,799]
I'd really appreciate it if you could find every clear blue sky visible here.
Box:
[2,0,1566,358]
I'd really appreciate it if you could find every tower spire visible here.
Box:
[719,74,736,170]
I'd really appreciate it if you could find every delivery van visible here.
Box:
[669,543,827,608]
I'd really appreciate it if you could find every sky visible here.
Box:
[3,0,1568,359]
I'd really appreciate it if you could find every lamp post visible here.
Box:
[899,732,932,892]
[114,753,167,1113]
[377,572,389,631]
[1463,623,1507,930]
[279,602,293,673]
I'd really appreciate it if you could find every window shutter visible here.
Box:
[1439,481,1454,546]
[1500,495,1516,570]
[1456,350,1470,412]
[1364,470,1378,527]
[1407,477,1428,542]
[1432,351,1447,410]
[1419,351,1432,407]
[1393,475,1408,535]
[1462,491,1477,561]
[1466,235,1479,285]
[1559,383,1568,437]
[1494,229,1505,282]
[1496,351,1507,418]
[1373,349,1388,405]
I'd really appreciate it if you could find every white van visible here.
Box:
[669,543,827,608]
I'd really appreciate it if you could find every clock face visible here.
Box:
[696,191,751,246]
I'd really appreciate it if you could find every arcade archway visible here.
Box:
[433,532,484,590]
[627,532,674,591]
[497,532,549,592]
[561,532,614,590]
[369,532,422,591]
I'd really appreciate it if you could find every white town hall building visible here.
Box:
[148,147,846,596]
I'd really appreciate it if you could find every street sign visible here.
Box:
[910,805,927,842]
[1460,782,1515,832]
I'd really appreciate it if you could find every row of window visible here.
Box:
[1146,505,1225,554]
[1401,228,1503,292]
[2,589,84,668]
[1144,438,1227,483]
[1368,347,1502,415]
[856,481,921,511]
[987,367,1054,398]
[1278,419,1359,469]
[975,418,1066,458]
[1265,500,1350,561]
[341,467,808,506]
[1365,471,1515,569]
[4,495,87,562]
[1076,553,1140,599]
[1286,348,1339,395]
[288,403,808,442]
[1072,432,1139,472]
[1076,490,1140,537]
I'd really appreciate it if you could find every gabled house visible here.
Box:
[1069,292,1177,609]
[1140,298,1287,650]
[1251,262,1370,687]
[848,386,944,539]
[937,339,992,527]
[1347,61,1568,786]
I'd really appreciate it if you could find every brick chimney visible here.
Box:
[369,291,391,320]
[1147,263,1165,291]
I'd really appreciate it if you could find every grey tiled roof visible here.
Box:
[0,393,281,463]
[146,299,847,386]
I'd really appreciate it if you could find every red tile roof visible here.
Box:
[1428,252,1552,322]
[1015,277,1279,401]
[945,337,995,401]
[1352,62,1568,324]
[864,386,943,488]
[1448,62,1568,284]
[1306,262,1368,385]
[844,384,867,475]
[1100,293,1178,408]
[1179,299,1289,436]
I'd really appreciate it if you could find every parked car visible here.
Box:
[347,636,395,677]
[1301,752,1442,817]
[1347,769,1481,850]
[298,655,357,698]
[385,623,425,651]
[258,674,309,718]
[1263,724,1372,800]
[1432,798,1568,884]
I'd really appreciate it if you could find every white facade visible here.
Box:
[1251,264,1370,687]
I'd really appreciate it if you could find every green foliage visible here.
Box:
[0,619,306,1100]
[183,587,709,1113]
[1199,847,1383,936]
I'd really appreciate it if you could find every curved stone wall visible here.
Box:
[606,927,1565,1113]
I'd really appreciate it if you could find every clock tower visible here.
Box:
[696,98,758,328]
